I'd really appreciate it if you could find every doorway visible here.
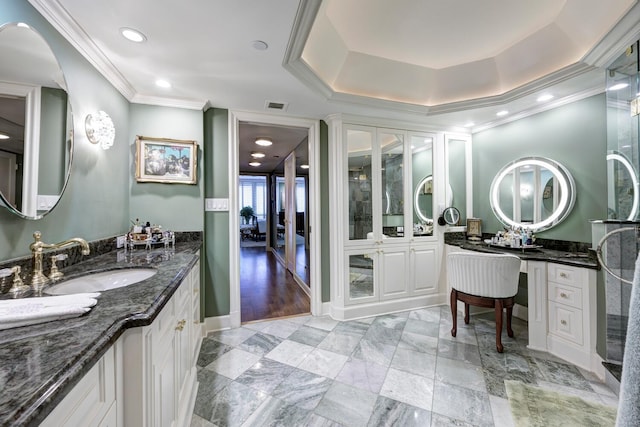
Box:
[229,111,320,327]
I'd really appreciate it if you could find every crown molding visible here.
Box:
[27,0,136,100]
[130,94,207,111]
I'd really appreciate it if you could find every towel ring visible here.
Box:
[596,226,638,285]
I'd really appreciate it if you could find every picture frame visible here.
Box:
[135,136,197,184]
[466,217,482,241]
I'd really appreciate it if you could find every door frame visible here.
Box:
[228,111,321,327]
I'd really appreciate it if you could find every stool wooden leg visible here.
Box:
[450,289,458,337]
[464,303,470,324]
[506,303,514,338]
[495,299,504,353]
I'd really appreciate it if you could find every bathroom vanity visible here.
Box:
[445,235,600,373]
[0,242,202,426]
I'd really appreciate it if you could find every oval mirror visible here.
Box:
[0,23,73,220]
[414,175,434,224]
[489,157,576,232]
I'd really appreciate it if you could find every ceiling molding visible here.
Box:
[27,0,137,100]
[472,86,604,133]
[582,1,640,67]
[130,94,207,111]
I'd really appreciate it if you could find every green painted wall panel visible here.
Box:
[320,121,330,302]
[128,104,204,230]
[203,108,230,317]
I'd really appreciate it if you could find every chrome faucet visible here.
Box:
[29,231,90,291]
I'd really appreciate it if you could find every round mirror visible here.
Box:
[0,23,73,220]
[441,206,460,226]
[414,175,433,224]
[606,151,639,221]
[490,157,576,232]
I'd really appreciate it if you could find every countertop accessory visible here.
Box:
[49,253,69,282]
[466,217,482,241]
[0,292,99,330]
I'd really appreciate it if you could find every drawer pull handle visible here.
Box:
[175,319,186,331]
[560,272,568,278]
[560,292,568,298]
[560,320,567,326]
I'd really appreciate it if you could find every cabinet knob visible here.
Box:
[560,292,568,298]
[175,319,186,331]
[560,272,568,278]
[560,320,567,326]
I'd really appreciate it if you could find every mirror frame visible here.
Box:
[607,151,639,220]
[0,22,73,220]
[489,157,576,232]
[414,175,434,224]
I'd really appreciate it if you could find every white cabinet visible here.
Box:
[40,346,117,427]
[121,258,201,427]
[328,116,447,320]
[527,261,597,371]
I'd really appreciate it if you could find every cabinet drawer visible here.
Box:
[548,281,582,310]
[548,301,583,345]
[547,263,584,287]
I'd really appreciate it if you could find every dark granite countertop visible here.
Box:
[0,241,201,426]
[445,235,599,270]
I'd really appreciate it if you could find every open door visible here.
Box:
[284,152,296,272]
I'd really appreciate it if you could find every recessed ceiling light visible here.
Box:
[251,152,266,158]
[255,137,272,147]
[120,27,146,43]
[155,79,171,88]
[537,94,554,102]
[0,133,9,139]
[608,83,629,91]
[464,122,475,127]
[249,161,261,167]
[300,164,309,169]
[251,40,268,51]
[496,110,509,117]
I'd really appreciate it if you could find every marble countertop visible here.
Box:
[445,236,599,270]
[0,242,201,426]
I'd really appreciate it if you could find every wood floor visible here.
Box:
[240,246,310,323]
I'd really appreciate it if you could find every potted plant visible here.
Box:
[240,206,255,224]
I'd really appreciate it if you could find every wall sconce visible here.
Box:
[85,111,115,150]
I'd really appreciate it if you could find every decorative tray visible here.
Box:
[484,239,542,250]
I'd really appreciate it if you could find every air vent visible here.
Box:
[264,100,288,111]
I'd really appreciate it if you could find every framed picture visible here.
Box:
[135,136,197,184]
[466,217,482,240]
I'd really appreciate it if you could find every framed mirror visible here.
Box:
[411,133,434,236]
[607,151,639,220]
[0,23,73,220]
[489,157,576,232]
[445,135,471,224]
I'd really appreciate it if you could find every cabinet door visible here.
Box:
[345,126,375,242]
[190,261,201,365]
[346,251,377,304]
[380,247,409,300]
[411,244,437,294]
[378,129,407,239]
[153,326,177,427]
[176,294,192,403]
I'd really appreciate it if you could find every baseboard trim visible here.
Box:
[321,301,331,316]
[330,294,446,321]
[513,304,528,321]
[202,315,232,335]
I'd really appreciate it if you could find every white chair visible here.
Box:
[447,251,521,352]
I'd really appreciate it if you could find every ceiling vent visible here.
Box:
[264,100,288,111]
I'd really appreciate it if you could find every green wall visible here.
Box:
[203,108,230,317]
[129,104,203,230]
[0,0,130,260]
[320,121,330,302]
[472,94,607,242]
[38,87,67,196]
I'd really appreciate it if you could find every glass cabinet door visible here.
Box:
[346,128,374,241]
[411,134,434,237]
[379,130,405,238]
[348,253,376,301]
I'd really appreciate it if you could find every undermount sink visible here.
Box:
[45,268,157,295]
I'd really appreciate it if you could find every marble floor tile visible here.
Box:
[403,318,440,338]
[390,347,437,379]
[197,338,234,367]
[205,348,262,380]
[237,332,283,356]
[431,381,493,427]
[379,367,434,411]
[265,339,315,367]
[208,328,257,347]
[305,316,339,331]
[317,331,363,355]
[435,356,487,392]
[314,381,378,427]
[334,357,388,393]
[271,368,333,410]
[206,382,267,427]
[298,348,349,379]
[194,305,618,427]
[351,338,396,367]
[260,320,303,339]
[235,358,294,393]
[437,338,482,366]
[367,396,432,427]
[397,330,439,354]
[288,325,330,347]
